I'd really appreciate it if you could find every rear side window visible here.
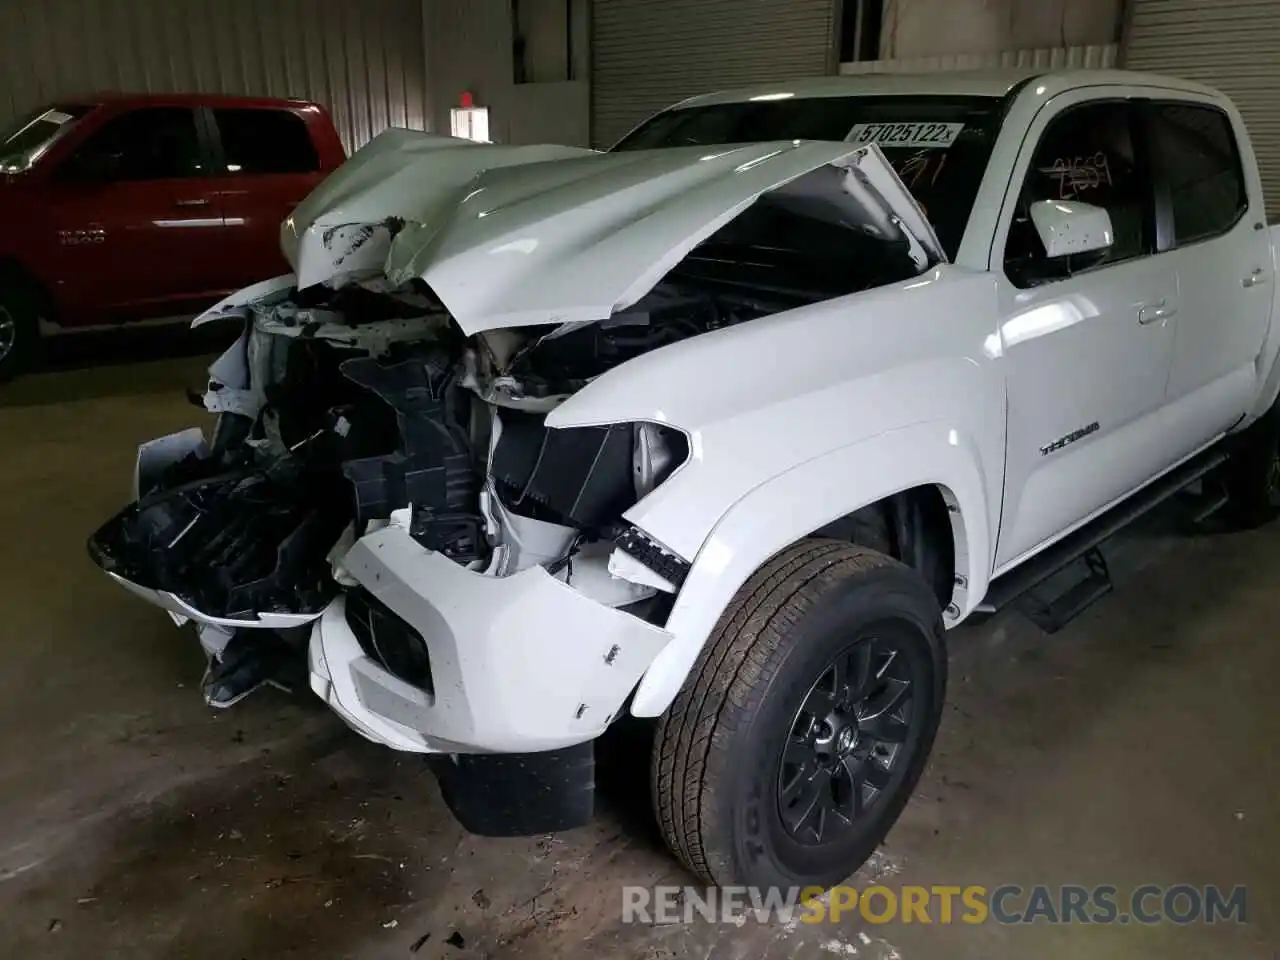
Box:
[69,107,204,180]
[212,108,319,174]
[1151,103,1247,245]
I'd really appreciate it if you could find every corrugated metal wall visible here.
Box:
[591,0,839,148]
[1123,0,1280,220]
[422,0,512,134]
[423,0,591,146]
[840,43,1118,75]
[0,0,428,154]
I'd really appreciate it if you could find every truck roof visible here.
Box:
[55,91,324,111]
[674,69,1227,109]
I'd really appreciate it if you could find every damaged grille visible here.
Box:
[88,332,488,620]
[345,588,433,693]
[88,467,351,620]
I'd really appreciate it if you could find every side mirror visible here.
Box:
[1030,199,1114,258]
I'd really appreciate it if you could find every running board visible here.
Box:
[977,448,1229,621]
[1016,548,1111,634]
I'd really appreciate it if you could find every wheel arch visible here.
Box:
[0,255,58,324]
[630,421,994,718]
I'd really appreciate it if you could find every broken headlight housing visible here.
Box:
[490,412,690,533]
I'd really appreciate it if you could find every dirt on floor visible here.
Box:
[0,350,1276,960]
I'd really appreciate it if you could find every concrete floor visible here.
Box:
[0,349,1276,959]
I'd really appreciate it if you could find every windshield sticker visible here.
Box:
[847,122,964,149]
[44,110,74,125]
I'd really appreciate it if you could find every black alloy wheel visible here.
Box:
[777,633,917,844]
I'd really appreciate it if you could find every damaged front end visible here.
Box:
[89,130,941,832]
[88,275,696,721]
[89,275,690,701]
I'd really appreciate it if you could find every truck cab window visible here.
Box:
[212,108,320,175]
[1004,102,1155,288]
[1151,103,1247,245]
[65,107,204,181]
[0,104,92,173]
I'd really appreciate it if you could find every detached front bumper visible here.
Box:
[309,524,672,754]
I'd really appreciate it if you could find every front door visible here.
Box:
[47,106,225,322]
[993,94,1178,569]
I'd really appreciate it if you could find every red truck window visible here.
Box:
[67,107,205,181]
[0,104,92,173]
[212,108,320,175]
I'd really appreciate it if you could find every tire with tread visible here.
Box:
[0,277,40,383]
[651,537,946,889]
[1222,398,1280,527]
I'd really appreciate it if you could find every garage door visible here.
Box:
[1123,0,1280,218]
[591,0,838,148]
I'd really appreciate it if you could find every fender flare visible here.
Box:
[629,421,995,718]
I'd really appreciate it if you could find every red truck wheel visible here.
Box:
[0,288,37,383]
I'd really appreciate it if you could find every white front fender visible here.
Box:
[628,421,994,718]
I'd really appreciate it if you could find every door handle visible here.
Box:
[1243,267,1268,288]
[1138,299,1178,325]
[174,198,210,208]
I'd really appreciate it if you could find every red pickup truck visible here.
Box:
[0,93,346,379]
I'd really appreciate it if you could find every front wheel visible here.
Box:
[651,539,946,889]
[0,284,39,383]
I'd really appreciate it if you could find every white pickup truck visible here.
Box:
[90,69,1280,890]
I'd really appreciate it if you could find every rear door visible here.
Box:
[204,107,327,290]
[1146,98,1273,456]
[46,106,225,320]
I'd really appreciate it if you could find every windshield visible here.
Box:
[611,95,1004,257]
[0,104,93,173]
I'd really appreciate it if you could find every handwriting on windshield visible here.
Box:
[894,150,947,191]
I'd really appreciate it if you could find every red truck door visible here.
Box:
[44,106,228,322]
[203,106,334,289]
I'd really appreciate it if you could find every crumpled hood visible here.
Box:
[281,129,944,336]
